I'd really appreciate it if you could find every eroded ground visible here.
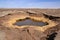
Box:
[0,9,60,40]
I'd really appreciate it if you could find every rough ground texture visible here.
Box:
[0,9,60,40]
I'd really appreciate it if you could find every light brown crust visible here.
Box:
[0,12,58,32]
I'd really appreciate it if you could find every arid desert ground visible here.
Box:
[0,8,60,40]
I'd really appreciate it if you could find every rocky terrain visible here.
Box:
[0,8,60,40]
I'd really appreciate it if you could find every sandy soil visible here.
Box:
[0,9,60,40]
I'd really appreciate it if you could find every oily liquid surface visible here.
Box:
[14,19,48,26]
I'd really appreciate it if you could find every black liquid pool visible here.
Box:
[14,19,48,26]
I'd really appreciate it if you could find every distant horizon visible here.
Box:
[0,8,60,9]
[0,0,60,8]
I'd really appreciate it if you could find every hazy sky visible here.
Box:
[0,0,60,8]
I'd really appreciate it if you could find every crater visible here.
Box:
[13,18,48,26]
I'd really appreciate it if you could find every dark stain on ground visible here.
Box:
[46,32,57,40]
[13,18,48,26]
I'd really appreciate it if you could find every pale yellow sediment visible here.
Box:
[0,13,58,32]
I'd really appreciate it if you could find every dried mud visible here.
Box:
[0,9,60,40]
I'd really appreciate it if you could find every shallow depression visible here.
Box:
[14,18,48,26]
